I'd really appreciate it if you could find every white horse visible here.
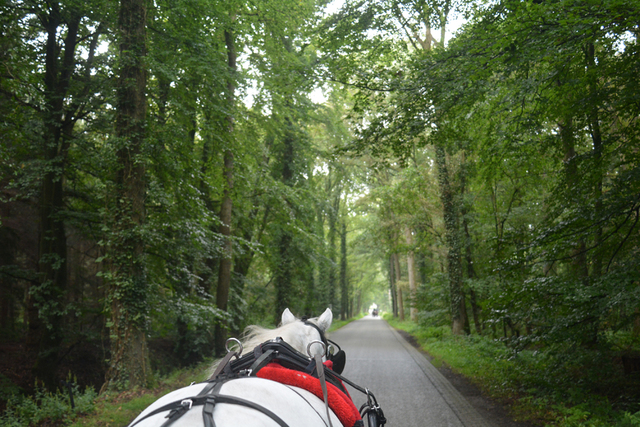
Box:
[127,308,360,427]
[216,307,333,368]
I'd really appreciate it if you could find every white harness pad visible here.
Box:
[128,377,342,427]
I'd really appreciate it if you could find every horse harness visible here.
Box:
[128,336,386,427]
[301,317,347,375]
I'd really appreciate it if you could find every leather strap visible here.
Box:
[314,352,334,427]
[128,380,291,427]
[248,349,276,376]
[202,396,216,427]
[208,350,239,381]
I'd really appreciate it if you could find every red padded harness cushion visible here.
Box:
[256,362,362,427]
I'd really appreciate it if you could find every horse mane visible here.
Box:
[241,313,324,353]
[209,314,322,376]
[241,323,288,351]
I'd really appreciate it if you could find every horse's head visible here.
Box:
[279,307,332,358]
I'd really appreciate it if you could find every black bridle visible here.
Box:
[301,317,346,374]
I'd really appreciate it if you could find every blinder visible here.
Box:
[302,317,346,374]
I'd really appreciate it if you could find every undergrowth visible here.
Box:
[0,315,361,426]
[0,361,212,427]
[0,379,97,427]
[67,361,212,427]
[384,314,640,427]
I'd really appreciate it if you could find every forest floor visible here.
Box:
[395,329,537,427]
[0,341,105,409]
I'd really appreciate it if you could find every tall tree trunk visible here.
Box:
[389,255,398,317]
[559,117,589,282]
[405,227,418,321]
[274,231,293,323]
[274,123,295,324]
[327,186,340,309]
[559,110,595,346]
[0,228,16,336]
[585,41,604,278]
[316,205,328,311]
[102,0,149,392]
[459,157,482,334]
[29,7,81,390]
[215,26,237,355]
[462,206,481,334]
[228,203,268,335]
[394,254,404,321]
[397,285,405,321]
[435,145,466,335]
[305,267,316,317]
[197,112,220,294]
[340,221,348,320]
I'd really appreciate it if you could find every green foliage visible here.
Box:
[324,0,640,417]
[67,361,212,427]
[0,375,21,404]
[2,0,639,422]
[415,274,451,327]
[0,382,96,427]
[389,318,640,426]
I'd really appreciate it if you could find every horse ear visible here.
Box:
[317,308,332,331]
[281,308,296,325]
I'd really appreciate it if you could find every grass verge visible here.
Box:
[67,362,212,427]
[384,314,640,427]
[328,312,365,333]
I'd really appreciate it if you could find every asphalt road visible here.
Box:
[328,316,494,427]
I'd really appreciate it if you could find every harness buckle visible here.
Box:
[181,399,193,409]
[225,338,243,356]
[306,340,326,358]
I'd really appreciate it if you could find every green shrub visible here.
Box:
[0,374,21,403]
[0,382,97,427]
[617,411,640,427]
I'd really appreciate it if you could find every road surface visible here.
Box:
[328,316,494,427]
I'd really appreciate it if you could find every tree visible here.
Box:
[340,220,349,319]
[0,0,109,390]
[214,15,237,356]
[320,0,471,333]
[102,0,150,391]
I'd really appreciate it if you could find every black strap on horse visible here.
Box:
[217,337,350,396]
[128,378,290,427]
[215,337,386,427]
[131,337,385,427]
[322,369,387,427]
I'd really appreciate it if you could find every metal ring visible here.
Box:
[225,337,243,356]
[306,340,326,358]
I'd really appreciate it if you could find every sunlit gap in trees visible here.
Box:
[241,65,327,110]
[242,81,327,109]
[312,161,370,212]
[612,31,637,54]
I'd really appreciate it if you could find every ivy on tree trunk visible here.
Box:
[435,145,467,335]
[103,0,150,392]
